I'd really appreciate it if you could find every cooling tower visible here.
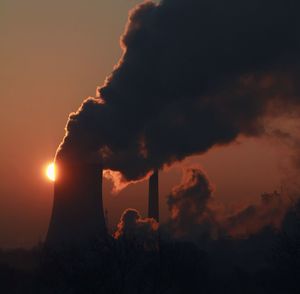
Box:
[46,160,107,249]
[148,169,159,222]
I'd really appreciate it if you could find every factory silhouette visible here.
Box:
[46,0,300,251]
[2,0,298,292]
[46,159,159,249]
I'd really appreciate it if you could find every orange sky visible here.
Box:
[0,0,286,248]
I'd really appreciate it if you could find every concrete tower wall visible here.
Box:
[46,160,107,249]
[148,169,159,222]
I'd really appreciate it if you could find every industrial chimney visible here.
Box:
[148,169,159,222]
[46,159,107,249]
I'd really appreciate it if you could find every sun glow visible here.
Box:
[46,162,56,182]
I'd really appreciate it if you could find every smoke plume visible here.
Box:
[167,168,215,238]
[265,117,300,199]
[224,191,289,237]
[166,167,293,239]
[57,0,300,182]
[114,209,159,247]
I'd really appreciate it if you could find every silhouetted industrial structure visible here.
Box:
[148,169,159,222]
[46,160,106,249]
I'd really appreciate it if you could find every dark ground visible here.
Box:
[1,204,299,294]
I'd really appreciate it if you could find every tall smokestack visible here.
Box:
[148,169,159,222]
[46,160,107,249]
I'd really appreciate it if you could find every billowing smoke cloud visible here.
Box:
[265,117,300,198]
[224,190,289,237]
[167,168,216,238]
[57,0,300,182]
[166,167,292,239]
[114,209,159,248]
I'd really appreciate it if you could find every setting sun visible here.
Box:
[46,162,56,182]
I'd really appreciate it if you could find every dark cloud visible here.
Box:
[57,0,300,181]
